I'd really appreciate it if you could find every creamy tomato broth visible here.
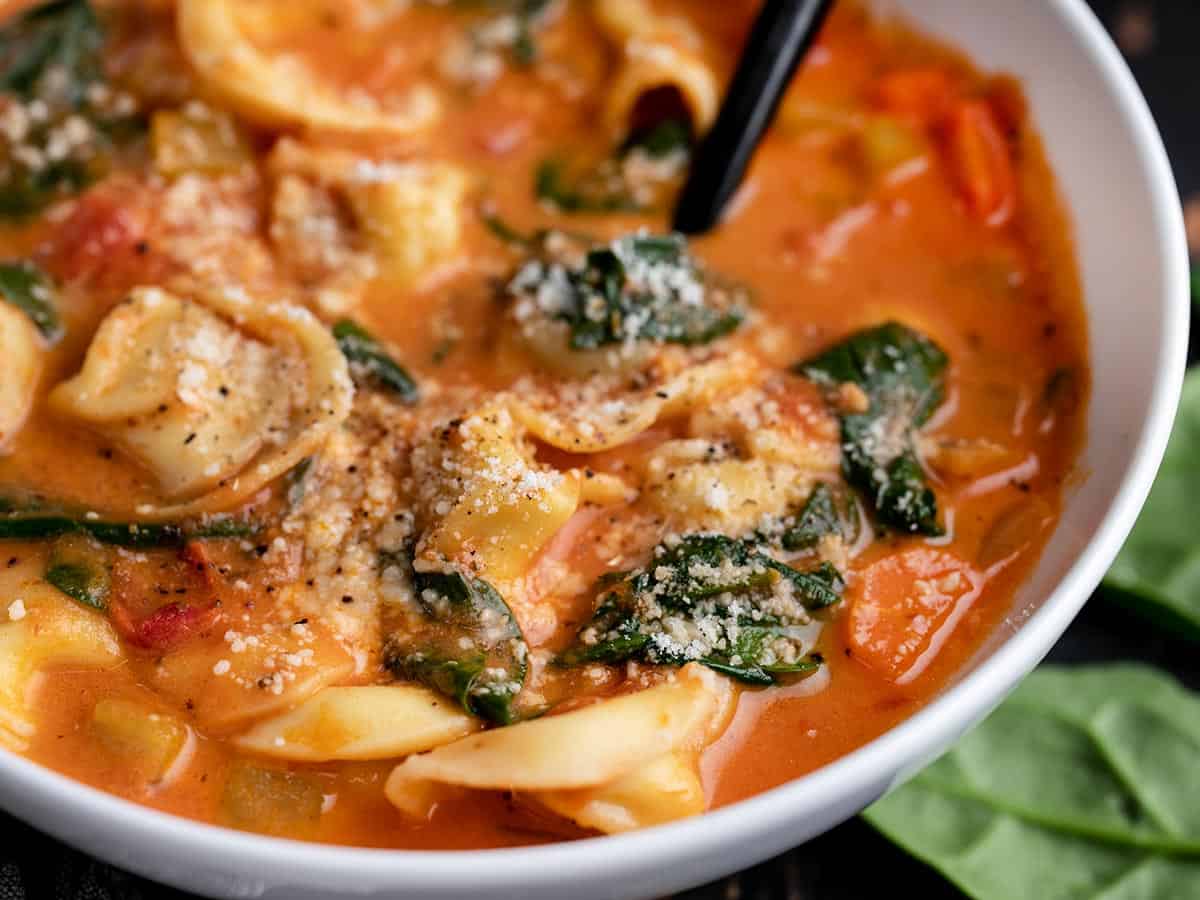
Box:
[0,0,1087,848]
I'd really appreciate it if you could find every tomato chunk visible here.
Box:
[941,99,1017,227]
[846,548,982,684]
[110,541,224,651]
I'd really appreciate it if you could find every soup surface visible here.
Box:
[0,0,1087,848]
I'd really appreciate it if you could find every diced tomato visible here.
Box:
[845,548,982,684]
[874,67,956,125]
[38,179,168,290]
[941,99,1017,227]
[109,541,224,652]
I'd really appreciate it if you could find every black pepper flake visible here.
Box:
[184,433,197,445]
[341,595,354,604]
[254,545,269,556]
[219,385,230,397]
[6,557,17,567]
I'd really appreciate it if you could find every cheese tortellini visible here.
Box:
[177,0,440,137]
[412,405,581,582]
[234,685,480,761]
[269,139,471,288]
[385,664,731,833]
[49,286,352,518]
[593,0,719,139]
[0,559,124,752]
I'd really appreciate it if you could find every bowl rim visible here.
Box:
[0,0,1189,894]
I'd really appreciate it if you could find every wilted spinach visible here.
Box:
[796,322,947,536]
[44,532,109,610]
[0,0,141,218]
[385,566,528,724]
[863,665,1200,898]
[507,232,746,351]
[560,533,838,685]
[332,319,419,403]
[0,260,60,341]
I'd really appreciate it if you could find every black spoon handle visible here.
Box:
[672,0,835,235]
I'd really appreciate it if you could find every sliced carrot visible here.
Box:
[874,67,956,125]
[845,548,982,684]
[941,99,1017,227]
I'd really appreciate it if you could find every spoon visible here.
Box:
[672,0,835,235]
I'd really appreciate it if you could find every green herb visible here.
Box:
[508,232,746,351]
[0,512,254,547]
[44,532,109,610]
[481,210,536,248]
[779,483,857,552]
[560,534,838,685]
[385,567,528,724]
[863,666,1200,898]
[510,0,553,65]
[0,0,140,218]
[1104,369,1200,640]
[0,260,60,341]
[796,322,947,535]
[332,319,419,403]
[620,117,693,160]
[534,159,642,214]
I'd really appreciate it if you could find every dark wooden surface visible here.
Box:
[1,1,1196,898]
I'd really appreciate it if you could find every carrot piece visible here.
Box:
[845,548,982,684]
[942,99,1017,227]
[874,67,956,124]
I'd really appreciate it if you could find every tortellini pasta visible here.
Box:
[593,0,719,139]
[49,286,352,519]
[412,405,581,582]
[177,0,440,137]
[0,303,40,451]
[269,139,471,288]
[149,619,356,733]
[641,380,842,533]
[0,559,124,752]
[536,752,705,833]
[510,352,756,453]
[385,665,731,833]
[234,685,479,762]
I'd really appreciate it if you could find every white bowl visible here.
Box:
[0,1,1188,897]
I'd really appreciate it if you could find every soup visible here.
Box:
[0,0,1087,848]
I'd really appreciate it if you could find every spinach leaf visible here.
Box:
[1104,369,1200,641]
[863,666,1200,898]
[332,319,419,403]
[0,260,60,341]
[0,512,253,547]
[385,567,528,724]
[0,0,140,219]
[560,533,838,685]
[778,482,858,552]
[534,159,641,214]
[620,117,693,160]
[796,322,947,536]
[507,232,746,351]
[44,532,108,610]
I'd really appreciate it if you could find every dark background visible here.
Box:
[1,1,1196,898]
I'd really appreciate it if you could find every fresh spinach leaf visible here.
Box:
[560,533,838,685]
[44,532,108,610]
[863,665,1200,898]
[796,322,947,535]
[620,117,693,160]
[385,566,528,724]
[1105,369,1200,640]
[0,260,60,341]
[507,232,746,352]
[332,319,419,403]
